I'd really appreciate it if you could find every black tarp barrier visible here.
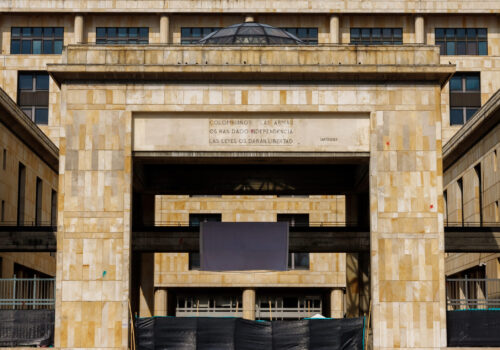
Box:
[135,317,365,350]
[0,309,54,347]
[200,222,288,271]
[447,310,500,346]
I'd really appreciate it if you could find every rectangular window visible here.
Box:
[282,28,318,45]
[17,72,49,125]
[11,27,63,54]
[277,214,310,270]
[51,190,57,226]
[35,177,43,225]
[449,72,481,125]
[188,213,221,269]
[96,27,149,44]
[181,27,221,44]
[17,162,25,226]
[350,28,403,45]
[435,28,487,56]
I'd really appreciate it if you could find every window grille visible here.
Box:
[435,28,487,55]
[181,27,221,44]
[256,295,322,320]
[96,27,149,44]
[350,28,402,45]
[176,295,242,317]
[449,73,481,125]
[282,28,318,45]
[11,27,63,54]
[17,72,49,125]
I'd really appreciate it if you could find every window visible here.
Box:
[11,27,63,54]
[282,28,318,45]
[449,73,481,125]
[17,72,49,124]
[350,28,402,45]
[435,28,487,56]
[96,27,149,44]
[35,177,43,225]
[51,190,57,226]
[277,214,310,270]
[17,163,25,226]
[181,27,221,44]
[188,213,221,269]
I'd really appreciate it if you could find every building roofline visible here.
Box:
[443,89,500,171]
[0,88,59,172]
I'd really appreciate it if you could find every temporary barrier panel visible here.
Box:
[0,309,54,347]
[447,310,500,346]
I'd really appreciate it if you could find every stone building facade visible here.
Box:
[0,1,498,349]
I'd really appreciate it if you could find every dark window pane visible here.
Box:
[435,28,444,39]
[466,41,477,55]
[393,28,402,38]
[478,41,487,55]
[456,28,466,39]
[372,28,381,38]
[34,108,48,125]
[32,40,42,54]
[33,27,43,36]
[96,27,106,38]
[189,253,200,269]
[118,28,128,37]
[446,28,455,38]
[96,39,106,44]
[18,74,33,90]
[108,28,117,37]
[297,28,307,38]
[436,41,445,55]
[449,76,462,91]
[456,41,466,55]
[54,27,64,37]
[466,28,476,38]
[139,28,148,38]
[22,27,31,36]
[477,28,487,38]
[21,40,31,54]
[465,75,479,91]
[181,28,190,37]
[382,28,391,38]
[350,28,360,39]
[294,253,309,269]
[192,28,202,37]
[43,27,53,37]
[202,27,213,35]
[309,28,318,37]
[54,40,63,54]
[446,41,455,55]
[466,108,478,121]
[35,74,49,90]
[43,40,53,54]
[11,27,21,37]
[117,40,127,44]
[129,28,138,37]
[361,28,370,38]
[11,40,20,54]
[138,40,148,44]
[450,108,464,125]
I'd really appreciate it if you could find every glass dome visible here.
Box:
[198,22,304,45]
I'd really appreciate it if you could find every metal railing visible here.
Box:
[446,278,500,310]
[445,221,500,228]
[0,277,55,309]
[151,221,363,227]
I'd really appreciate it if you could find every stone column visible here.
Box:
[154,288,168,316]
[329,15,340,44]
[160,15,170,44]
[139,253,155,317]
[330,288,344,318]
[54,84,132,349]
[242,288,256,320]
[244,15,255,23]
[415,15,425,44]
[370,86,446,348]
[74,15,84,44]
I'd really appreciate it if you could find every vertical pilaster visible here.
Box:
[330,15,340,44]
[154,288,168,316]
[330,288,344,318]
[242,288,256,320]
[74,15,84,44]
[415,15,425,44]
[244,15,255,23]
[370,86,446,349]
[160,15,170,44]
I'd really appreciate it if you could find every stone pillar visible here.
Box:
[74,15,84,44]
[329,15,340,44]
[330,288,344,318]
[139,253,155,317]
[244,15,255,23]
[154,288,168,316]
[160,15,170,44]
[370,87,446,348]
[54,84,132,349]
[242,288,256,320]
[415,15,425,44]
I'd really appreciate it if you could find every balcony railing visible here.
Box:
[446,278,500,310]
[0,277,55,309]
